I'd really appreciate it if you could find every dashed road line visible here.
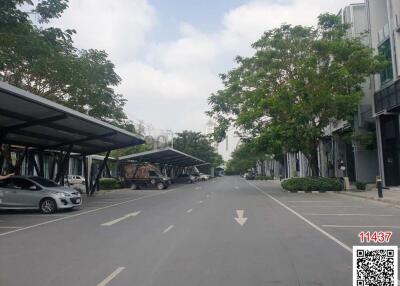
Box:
[97,267,125,286]
[186,208,193,213]
[0,185,186,238]
[163,225,174,233]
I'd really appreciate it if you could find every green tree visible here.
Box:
[0,0,133,129]
[173,130,223,168]
[225,141,265,175]
[208,14,384,175]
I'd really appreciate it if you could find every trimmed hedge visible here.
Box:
[99,178,120,190]
[255,176,273,180]
[355,181,367,190]
[281,177,341,193]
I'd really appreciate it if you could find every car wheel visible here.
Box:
[40,198,57,214]
[156,182,165,190]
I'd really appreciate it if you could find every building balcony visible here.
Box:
[374,79,400,113]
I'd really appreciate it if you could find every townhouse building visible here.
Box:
[367,0,400,186]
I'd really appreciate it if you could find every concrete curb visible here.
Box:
[337,191,400,209]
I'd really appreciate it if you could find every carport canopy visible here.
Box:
[119,147,206,167]
[0,81,144,155]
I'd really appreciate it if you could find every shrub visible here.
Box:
[99,178,120,190]
[254,176,273,180]
[355,181,367,190]
[281,177,341,193]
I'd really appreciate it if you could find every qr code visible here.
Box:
[353,246,398,286]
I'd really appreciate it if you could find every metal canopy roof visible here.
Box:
[119,147,206,167]
[0,81,145,155]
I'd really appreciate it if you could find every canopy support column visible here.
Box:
[82,155,90,196]
[90,151,110,195]
[49,153,57,181]
[55,145,73,185]
[15,147,28,175]
[38,150,44,177]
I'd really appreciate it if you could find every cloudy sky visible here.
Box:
[49,0,355,157]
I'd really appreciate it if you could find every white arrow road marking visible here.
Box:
[101,211,141,226]
[97,267,125,286]
[234,210,248,226]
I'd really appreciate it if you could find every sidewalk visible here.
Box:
[338,188,400,207]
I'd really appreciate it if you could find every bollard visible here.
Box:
[376,177,383,198]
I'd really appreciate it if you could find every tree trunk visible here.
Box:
[307,140,320,177]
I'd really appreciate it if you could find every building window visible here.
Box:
[378,39,393,85]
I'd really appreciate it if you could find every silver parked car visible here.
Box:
[0,176,82,214]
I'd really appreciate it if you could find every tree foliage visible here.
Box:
[0,0,133,130]
[173,130,223,168]
[225,141,265,175]
[208,13,384,175]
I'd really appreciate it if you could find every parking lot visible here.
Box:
[0,184,187,236]
[1,177,399,286]
[251,180,400,251]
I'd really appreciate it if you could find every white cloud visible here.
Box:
[46,0,357,142]
[50,0,156,64]
[145,23,219,70]
[221,0,355,56]
[117,61,220,101]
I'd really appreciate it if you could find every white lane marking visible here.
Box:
[0,214,67,217]
[101,211,141,226]
[198,200,203,203]
[287,201,345,203]
[304,213,394,217]
[0,185,186,237]
[0,226,22,229]
[97,267,125,286]
[289,205,362,208]
[163,225,174,233]
[234,210,248,226]
[248,182,352,253]
[323,225,400,229]
[186,208,193,213]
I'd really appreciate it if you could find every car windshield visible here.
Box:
[29,177,59,187]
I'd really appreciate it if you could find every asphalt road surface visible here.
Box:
[1,176,399,286]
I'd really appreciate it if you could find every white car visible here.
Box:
[66,175,85,185]
[0,176,82,213]
[199,173,211,181]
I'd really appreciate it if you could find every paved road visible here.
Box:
[0,176,399,286]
